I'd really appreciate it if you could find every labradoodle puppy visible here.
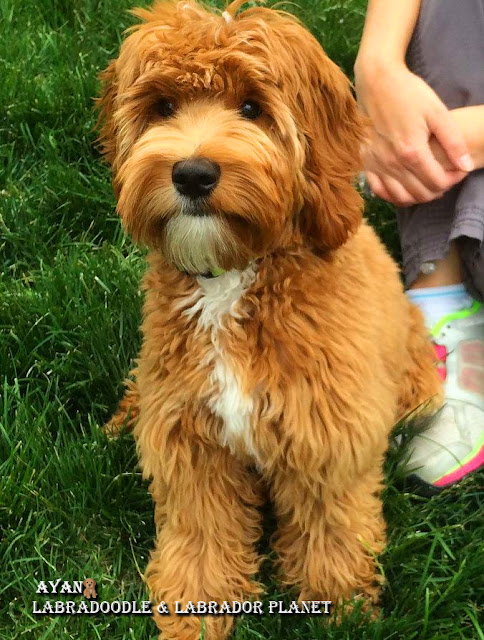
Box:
[97,1,442,637]
[83,578,97,599]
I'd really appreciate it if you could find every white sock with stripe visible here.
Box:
[406,284,474,329]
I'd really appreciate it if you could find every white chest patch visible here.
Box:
[180,265,258,459]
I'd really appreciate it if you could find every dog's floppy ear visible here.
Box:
[294,35,364,252]
[96,60,119,166]
[95,2,180,168]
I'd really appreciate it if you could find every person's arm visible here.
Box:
[355,0,421,70]
[431,106,484,171]
[355,0,472,206]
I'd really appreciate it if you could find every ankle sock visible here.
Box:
[406,284,474,329]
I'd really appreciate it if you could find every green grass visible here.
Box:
[0,0,482,638]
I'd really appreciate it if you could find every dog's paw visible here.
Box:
[102,413,135,438]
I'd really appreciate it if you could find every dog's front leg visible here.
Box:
[271,463,385,615]
[145,438,263,640]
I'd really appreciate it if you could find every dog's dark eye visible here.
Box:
[154,98,176,118]
[239,99,262,120]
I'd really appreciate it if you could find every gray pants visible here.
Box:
[398,0,484,300]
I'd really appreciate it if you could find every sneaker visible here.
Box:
[405,300,484,491]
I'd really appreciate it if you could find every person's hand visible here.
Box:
[355,61,473,206]
[430,106,484,172]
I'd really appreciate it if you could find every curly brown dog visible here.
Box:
[97,1,442,637]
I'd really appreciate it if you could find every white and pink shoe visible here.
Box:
[405,300,484,491]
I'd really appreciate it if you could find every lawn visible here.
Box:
[0,0,482,638]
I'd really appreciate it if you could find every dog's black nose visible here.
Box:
[172,158,220,199]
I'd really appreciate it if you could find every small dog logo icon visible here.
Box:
[83,578,97,599]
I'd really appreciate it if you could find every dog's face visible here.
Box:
[98,0,363,274]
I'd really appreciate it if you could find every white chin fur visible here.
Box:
[163,213,230,274]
